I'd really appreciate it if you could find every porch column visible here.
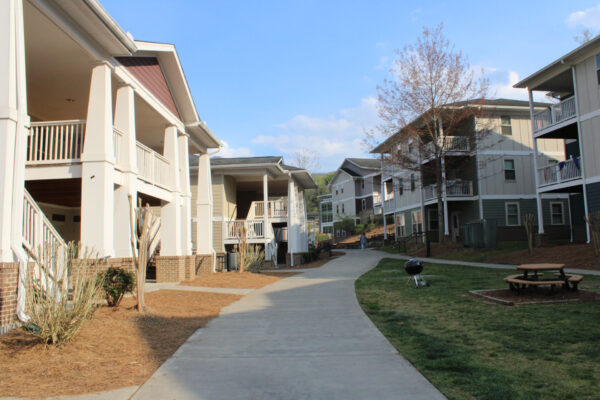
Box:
[178,133,192,255]
[528,89,545,235]
[441,157,449,236]
[0,0,27,262]
[381,153,387,240]
[161,126,182,256]
[287,177,295,266]
[263,173,271,260]
[113,85,137,257]
[195,152,212,254]
[81,63,115,257]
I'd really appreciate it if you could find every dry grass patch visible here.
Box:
[180,271,298,289]
[0,290,241,399]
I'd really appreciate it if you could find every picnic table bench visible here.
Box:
[504,263,583,294]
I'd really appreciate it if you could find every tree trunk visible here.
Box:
[435,170,445,244]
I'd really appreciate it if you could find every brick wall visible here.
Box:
[195,254,213,275]
[0,263,19,334]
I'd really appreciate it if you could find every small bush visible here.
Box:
[245,245,265,273]
[315,233,330,244]
[304,244,321,263]
[25,242,102,345]
[100,267,135,307]
[353,224,366,234]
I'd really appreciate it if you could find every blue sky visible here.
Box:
[101,0,600,172]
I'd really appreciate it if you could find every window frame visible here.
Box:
[504,159,516,181]
[505,202,521,226]
[500,115,512,136]
[410,174,416,191]
[412,210,422,234]
[396,214,406,237]
[596,54,600,84]
[550,201,564,225]
[398,178,403,195]
[361,198,366,210]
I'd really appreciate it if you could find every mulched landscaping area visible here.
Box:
[470,288,600,305]
[0,290,241,398]
[180,271,299,289]
[356,258,600,400]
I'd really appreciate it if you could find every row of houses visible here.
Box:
[320,37,600,244]
[0,0,315,333]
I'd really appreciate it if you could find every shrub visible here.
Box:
[304,244,321,263]
[315,233,330,244]
[353,224,366,234]
[25,242,102,345]
[245,245,265,273]
[100,267,135,307]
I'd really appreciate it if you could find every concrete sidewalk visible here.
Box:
[131,250,446,400]
[382,252,600,276]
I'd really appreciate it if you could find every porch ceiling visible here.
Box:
[235,178,289,196]
[25,179,81,208]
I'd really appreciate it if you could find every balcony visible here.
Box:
[26,120,171,189]
[249,199,288,219]
[533,96,576,132]
[423,180,473,201]
[537,157,582,187]
[224,220,266,240]
[373,193,382,204]
[423,136,470,159]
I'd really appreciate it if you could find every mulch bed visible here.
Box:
[470,288,600,306]
[0,290,241,398]
[180,271,298,289]
[488,243,600,271]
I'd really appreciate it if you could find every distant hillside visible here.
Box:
[306,171,335,213]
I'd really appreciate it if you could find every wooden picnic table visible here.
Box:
[504,263,583,293]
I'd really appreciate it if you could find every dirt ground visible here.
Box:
[488,243,600,271]
[180,271,298,289]
[0,290,241,398]
[472,288,600,305]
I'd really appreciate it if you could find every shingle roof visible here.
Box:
[210,156,282,166]
[346,158,381,169]
[281,164,303,171]
[341,167,360,177]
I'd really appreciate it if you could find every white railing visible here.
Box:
[113,128,125,169]
[423,180,473,201]
[224,220,265,240]
[22,189,67,255]
[533,96,576,132]
[373,194,382,204]
[424,136,470,155]
[136,141,171,188]
[384,198,394,211]
[249,200,288,219]
[275,227,288,242]
[27,120,86,164]
[537,157,582,187]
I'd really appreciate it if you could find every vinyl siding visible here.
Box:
[581,116,600,178]
[575,55,600,116]
[586,182,600,213]
[211,174,224,218]
[478,155,536,195]
[224,175,237,219]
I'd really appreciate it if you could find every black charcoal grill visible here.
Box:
[405,258,427,288]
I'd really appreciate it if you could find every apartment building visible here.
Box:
[514,37,600,242]
[326,158,382,236]
[190,157,317,267]
[0,0,220,332]
[372,99,571,242]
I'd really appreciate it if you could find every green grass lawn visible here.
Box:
[355,259,600,400]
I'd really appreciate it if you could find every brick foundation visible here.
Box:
[286,253,307,267]
[0,262,19,334]
[155,254,213,282]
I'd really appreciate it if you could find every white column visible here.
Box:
[263,173,270,260]
[0,0,27,262]
[81,63,115,257]
[178,133,192,255]
[441,157,449,236]
[161,126,182,256]
[195,152,212,254]
[287,176,295,265]
[113,85,137,257]
[528,89,545,235]
[381,153,387,240]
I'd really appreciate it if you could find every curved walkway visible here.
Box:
[132,250,446,400]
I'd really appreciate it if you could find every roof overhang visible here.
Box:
[514,36,600,90]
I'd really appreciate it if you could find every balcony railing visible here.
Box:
[113,128,125,169]
[251,200,288,219]
[423,180,473,201]
[22,189,67,256]
[533,96,576,132]
[373,194,382,204]
[224,220,266,240]
[136,142,170,188]
[424,136,470,156]
[27,120,86,164]
[537,157,582,187]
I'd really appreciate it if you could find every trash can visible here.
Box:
[227,252,239,271]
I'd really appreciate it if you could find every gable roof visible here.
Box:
[211,156,283,166]
[346,158,381,170]
[341,167,360,177]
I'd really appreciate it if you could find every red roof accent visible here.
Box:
[116,57,180,119]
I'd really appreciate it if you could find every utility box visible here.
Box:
[463,219,497,249]
[227,252,239,271]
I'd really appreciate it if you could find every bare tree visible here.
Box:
[574,29,596,45]
[293,148,320,171]
[370,24,489,242]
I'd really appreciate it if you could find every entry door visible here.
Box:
[451,212,460,242]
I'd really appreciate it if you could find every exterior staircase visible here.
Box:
[22,188,67,258]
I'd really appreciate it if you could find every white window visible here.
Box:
[412,210,422,233]
[428,209,439,231]
[361,199,366,210]
[506,202,520,226]
[342,204,345,214]
[410,174,416,191]
[396,214,406,237]
[361,179,365,190]
[501,115,512,135]
[504,159,516,181]
[398,178,403,195]
[336,204,339,214]
[341,186,344,194]
[551,202,564,225]
[596,54,600,84]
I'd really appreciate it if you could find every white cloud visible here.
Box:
[215,140,253,158]
[567,4,600,30]
[253,97,380,171]
[488,70,549,103]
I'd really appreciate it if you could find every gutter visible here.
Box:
[81,0,137,53]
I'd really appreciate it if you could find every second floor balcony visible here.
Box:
[249,199,288,220]
[537,157,582,187]
[423,180,474,202]
[533,96,576,133]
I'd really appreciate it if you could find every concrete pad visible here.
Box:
[133,250,446,400]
